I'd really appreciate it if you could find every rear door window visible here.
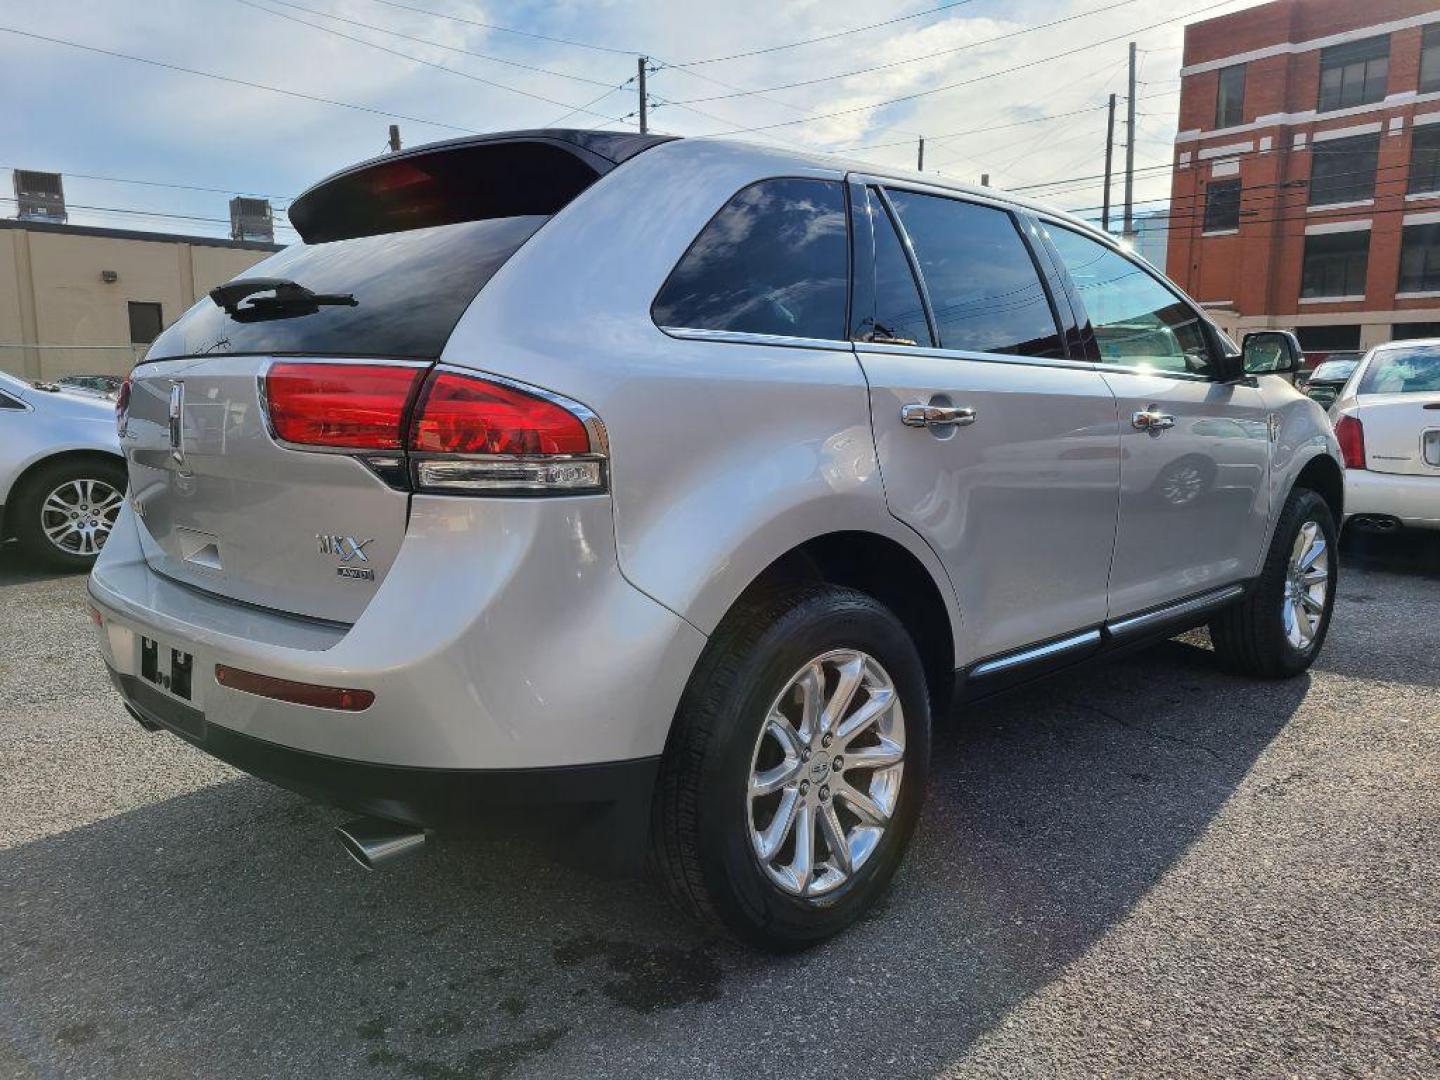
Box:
[652,178,849,341]
[884,189,1063,358]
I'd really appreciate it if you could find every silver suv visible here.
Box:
[90,131,1343,949]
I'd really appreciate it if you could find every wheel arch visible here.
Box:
[725,530,959,713]
[3,449,127,539]
[1292,451,1344,524]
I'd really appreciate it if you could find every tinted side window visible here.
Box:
[1047,225,1216,377]
[652,178,848,341]
[885,190,1062,358]
[852,186,933,347]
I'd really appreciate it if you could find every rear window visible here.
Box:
[1357,347,1440,394]
[1308,360,1357,382]
[652,178,848,341]
[147,216,545,361]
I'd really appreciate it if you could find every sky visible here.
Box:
[0,0,1263,242]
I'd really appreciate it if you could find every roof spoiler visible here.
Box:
[288,130,677,244]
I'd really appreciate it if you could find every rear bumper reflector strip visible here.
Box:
[215,664,374,712]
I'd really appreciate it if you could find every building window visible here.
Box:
[1410,125,1440,195]
[1215,64,1246,128]
[1203,179,1242,232]
[1317,35,1389,112]
[1309,133,1380,206]
[1393,321,1440,340]
[1296,325,1361,352]
[1399,223,1440,293]
[128,301,164,344]
[1301,231,1370,298]
[1422,25,1440,94]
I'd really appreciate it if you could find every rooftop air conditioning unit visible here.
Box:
[14,170,66,223]
[230,196,274,242]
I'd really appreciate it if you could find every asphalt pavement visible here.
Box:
[1,531,1437,1079]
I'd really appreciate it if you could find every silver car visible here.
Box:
[89,131,1343,949]
[1,369,125,568]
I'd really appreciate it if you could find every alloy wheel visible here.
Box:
[746,649,905,899]
[1283,519,1329,651]
[40,478,123,557]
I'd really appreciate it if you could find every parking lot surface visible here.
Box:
[1,533,1438,1079]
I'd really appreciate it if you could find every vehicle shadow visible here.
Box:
[0,637,1305,1079]
[1340,526,1440,580]
[0,545,80,586]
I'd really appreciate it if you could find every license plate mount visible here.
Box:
[141,635,194,701]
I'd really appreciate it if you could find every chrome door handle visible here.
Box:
[901,403,977,430]
[1131,409,1176,433]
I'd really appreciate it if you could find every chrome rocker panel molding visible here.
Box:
[961,583,1252,698]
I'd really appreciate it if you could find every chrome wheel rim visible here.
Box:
[40,478,123,557]
[1283,520,1329,651]
[746,649,905,899]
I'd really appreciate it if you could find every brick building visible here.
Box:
[1167,0,1440,357]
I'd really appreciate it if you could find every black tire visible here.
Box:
[651,584,931,951]
[11,455,128,571]
[1209,487,1338,678]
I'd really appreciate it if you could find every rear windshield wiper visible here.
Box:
[209,278,358,322]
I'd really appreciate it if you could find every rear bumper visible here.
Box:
[89,498,707,775]
[1344,469,1440,530]
[112,670,657,827]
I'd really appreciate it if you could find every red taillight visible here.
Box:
[264,362,422,449]
[409,370,590,455]
[115,377,131,435]
[215,664,374,711]
[1335,414,1366,469]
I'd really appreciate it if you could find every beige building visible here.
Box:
[0,219,280,380]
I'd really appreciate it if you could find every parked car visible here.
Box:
[1299,357,1360,408]
[1332,339,1440,533]
[1,370,126,569]
[56,374,126,399]
[88,131,1345,949]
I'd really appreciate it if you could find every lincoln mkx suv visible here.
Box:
[90,130,1343,949]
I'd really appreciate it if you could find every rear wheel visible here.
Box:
[1209,488,1337,678]
[651,585,931,951]
[12,457,127,571]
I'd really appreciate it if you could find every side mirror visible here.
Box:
[1242,330,1303,376]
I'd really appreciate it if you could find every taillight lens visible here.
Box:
[264,362,423,449]
[1335,414,1366,469]
[410,371,589,455]
[408,368,605,495]
[115,377,131,435]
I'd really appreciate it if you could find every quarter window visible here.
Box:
[1408,125,1440,196]
[1309,133,1380,206]
[884,189,1062,358]
[1204,179,1242,232]
[1215,64,1246,128]
[1399,223,1440,293]
[651,178,848,341]
[1317,35,1389,112]
[1300,231,1370,298]
[1046,225,1216,377]
[852,187,933,347]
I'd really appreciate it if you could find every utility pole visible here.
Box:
[1124,41,1137,240]
[387,124,401,153]
[917,137,924,171]
[637,56,648,135]
[1102,93,1116,233]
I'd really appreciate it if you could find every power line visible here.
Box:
[668,0,980,67]
[361,0,639,56]
[256,0,621,88]
[0,25,480,134]
[699,0,1244,138]
[0,195,299,232]
[234,0,632,123]
[665,0,1146,104]
[0,165,294,202]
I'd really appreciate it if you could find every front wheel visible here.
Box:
[1209,488,1338,678]
[651,585,931,951]
[12,456,128,571]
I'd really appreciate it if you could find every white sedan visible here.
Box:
[1331,340,1440,533]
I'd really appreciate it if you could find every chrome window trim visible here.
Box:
[1106,584,1246,638]
[970,629,1102,678]
[1091,362,1214,384]
[853,339,1100,373]
[658,326,854,354]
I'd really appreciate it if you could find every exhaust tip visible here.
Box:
[335,816,427,870]
[1350,514,1402,534]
